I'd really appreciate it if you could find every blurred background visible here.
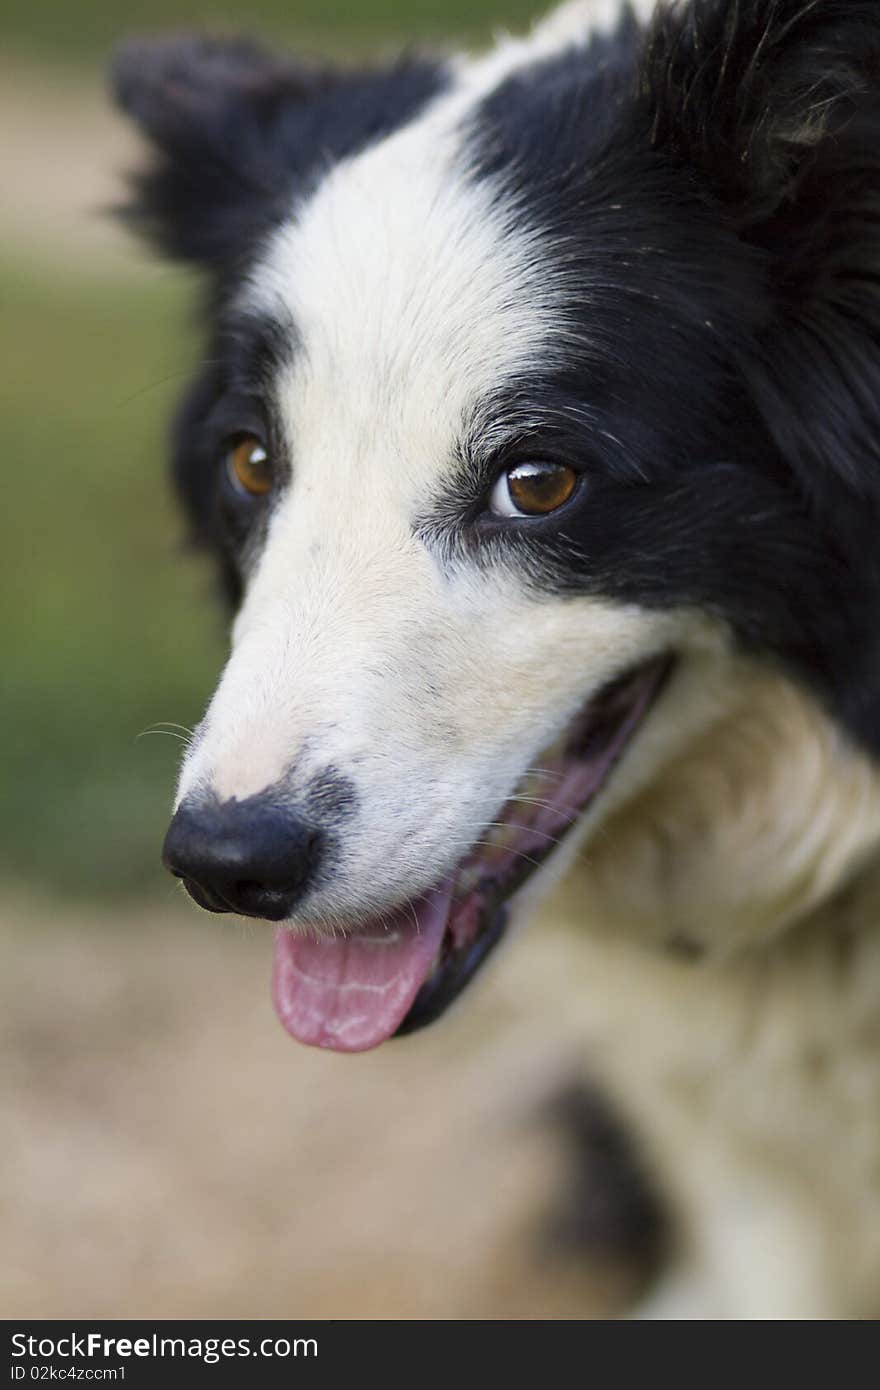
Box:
[1,0,629,1320]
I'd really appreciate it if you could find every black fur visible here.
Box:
[112,35,450,278]
[543,1081,668,1289]
[461,0,880,754]
[170,311,295,605]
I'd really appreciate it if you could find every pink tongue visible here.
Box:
[272,881,455,1052]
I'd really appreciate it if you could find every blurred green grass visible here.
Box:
[2,256,223,896]
[5,0,541,65]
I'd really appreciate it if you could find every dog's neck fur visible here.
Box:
[538,668,880,1321]
[554,669,880,960]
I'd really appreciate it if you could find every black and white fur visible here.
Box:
[115,0,880,1316]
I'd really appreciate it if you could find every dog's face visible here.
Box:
[116,0,880,1049]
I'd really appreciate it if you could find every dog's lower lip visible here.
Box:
[395,904,509,1035]
[394,653,675,1036]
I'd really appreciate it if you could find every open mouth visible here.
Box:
[273,654,672,1052]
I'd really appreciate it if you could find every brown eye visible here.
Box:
[489,460,578,517]
[227,436,273,498]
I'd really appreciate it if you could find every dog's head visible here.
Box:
[115,0,880,1049]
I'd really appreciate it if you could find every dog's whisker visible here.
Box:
[136,728,192,746]
[403,900,422,937]
[445,826,562,856]
[115,358,225,409]
[450,819,571,845]
[448,839,548,871]
[509,794,586,817]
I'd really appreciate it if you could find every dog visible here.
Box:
[113,0,880,1317]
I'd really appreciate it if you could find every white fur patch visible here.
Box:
[453,0,657,92]
[174,1,740,927]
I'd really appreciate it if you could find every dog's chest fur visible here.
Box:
[540,672,880,1316]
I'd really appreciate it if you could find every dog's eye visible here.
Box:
[226,436,273,499]
[489,461,578,518]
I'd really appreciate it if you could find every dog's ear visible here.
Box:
[111,34,445,273]
[641,0,880,504]
[111,35,327,269]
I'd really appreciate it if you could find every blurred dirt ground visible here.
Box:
[0,57,141,275]
[1,896,618,1319]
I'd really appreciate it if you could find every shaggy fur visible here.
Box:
[115,0,880,1316]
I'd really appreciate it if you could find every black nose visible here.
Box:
[162,795,322,921]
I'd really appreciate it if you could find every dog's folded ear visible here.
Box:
[641,0,880,505]
[111,34,447,273]
[111,35,327,269]
[642,0,880,224]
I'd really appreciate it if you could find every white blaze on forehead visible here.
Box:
[241,0,654,479]
[244,96,566,496]
[423,0,658,94]
[528,0,657,49]
[459,0,657,90]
